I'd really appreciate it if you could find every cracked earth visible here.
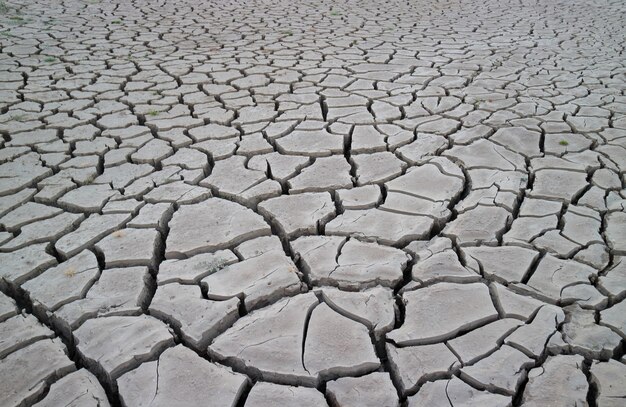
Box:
[0,0,626,406]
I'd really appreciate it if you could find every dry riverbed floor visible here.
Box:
[0,0,626,405]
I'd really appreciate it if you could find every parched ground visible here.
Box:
[0,0,625,405]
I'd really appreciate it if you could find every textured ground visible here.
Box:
[0,0,626,405]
